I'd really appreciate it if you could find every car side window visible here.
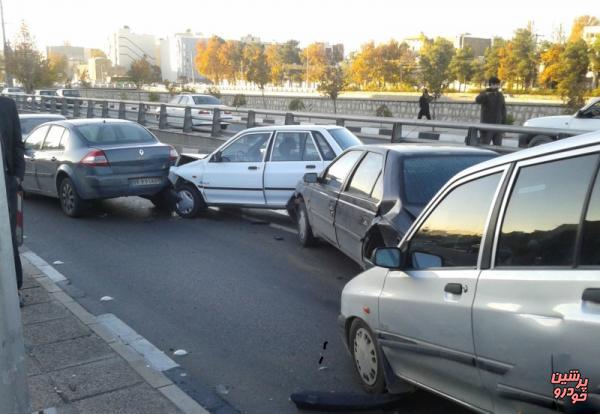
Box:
[324,151,363,190]
[346,152,383,199]
[581,166,600,265]
[371,173,383,203]
[169,96,180,104]
[496,154,598,267]
[582,102,600,119]
[42,126,65,150]
[312,131,336,161]
[270,132,321,162]
[24,125,49,150]
[408,173,501,269]
[220,133,271,163]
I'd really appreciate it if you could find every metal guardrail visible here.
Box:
[8,93,589,153]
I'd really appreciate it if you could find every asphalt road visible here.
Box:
[23,194,470,414]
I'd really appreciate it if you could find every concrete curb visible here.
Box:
[24,250,210,414]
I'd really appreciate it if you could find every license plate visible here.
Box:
[130,177,162,186]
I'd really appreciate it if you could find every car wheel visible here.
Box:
[59,177,86,217]
[296,200,316,247]
[528,135,553,147]
[175,182,206,218]
[350,319,386,394]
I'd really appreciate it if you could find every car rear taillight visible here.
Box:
[224,111,231,115]
[168,146,179,161]
[80,149,109,167]
[198,110,211,115]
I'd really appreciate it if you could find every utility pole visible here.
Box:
[0,137,30,413]
[0,0,12,87]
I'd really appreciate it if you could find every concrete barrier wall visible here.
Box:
[80,89,567,126]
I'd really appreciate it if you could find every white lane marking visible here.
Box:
[22,251,67,282]
[97,313,179,372]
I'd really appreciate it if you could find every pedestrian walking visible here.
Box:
[0,96,25,307]
[475,76,507,146]
[417,88,432,120]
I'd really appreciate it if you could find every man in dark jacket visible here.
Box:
[418,88,432,120]
[475,77,507,145]
[0,96,25,305]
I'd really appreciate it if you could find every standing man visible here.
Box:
[417,88,432,120]
[0,95,25,306]
[475,76,507,145]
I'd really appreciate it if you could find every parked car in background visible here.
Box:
[19,114,66,139]
[169,125,361,218]
[340,130,600,413]
[27,89,57,106]
[519,97,600,147]
[56,88,82,108]
[22,119,178,217]
[159,94,233,129]
[288,145,496,267]
[2,87,25,95]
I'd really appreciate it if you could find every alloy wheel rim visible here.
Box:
[61,183,74,213]
[176,190,195,214]
[353,327,378,386]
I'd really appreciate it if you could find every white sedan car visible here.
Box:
[160,94,233,129]
[169,125,362,217]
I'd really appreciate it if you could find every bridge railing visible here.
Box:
[7,93,588,154]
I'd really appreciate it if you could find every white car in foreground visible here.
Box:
[520,97,600,146]
[168,125,362,217]
[160,94,234,129]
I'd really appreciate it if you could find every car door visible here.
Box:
[378,168,506,413]
[22,125,50,192]
[569,100,600,131]
[201,131,271,206]
[305,150,363,245]
[263,131,325,207]
[473,149,600,414]
[334,151,384,264]
[35,125,67,194]
[167,96,184,124]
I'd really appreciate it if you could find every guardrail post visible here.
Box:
[336,118,345,127]
[246,110,256,128]
[60,98,68,116]
[285,112,294,125]
[137,104,146,125]
[50,98,57,113]
[158,104,167,129]
[211,108,221,137]
[101,101,109,118]
[86,100,94,118]
[118,102,126,119]
[73,99,81,118]
[183,107,192,132]
[465,127,479,146]
[391,123,403,143]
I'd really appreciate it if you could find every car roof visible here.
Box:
[242,124,348,133]
[19,114,66,120]
[48,118,138,127]
[454,130,600,180]
[352,143,497,157]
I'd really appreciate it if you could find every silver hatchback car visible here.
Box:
[340,131,600,413]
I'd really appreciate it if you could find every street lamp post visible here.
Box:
[0,0,12,86]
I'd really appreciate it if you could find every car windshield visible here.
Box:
[403,155,495,206]
[75,123,156,145]
[62,90,81,97]
[326,128,362,149]
[192,95,221,105]
[40,91,55,96]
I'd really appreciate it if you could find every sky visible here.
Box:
[1,0,596,53]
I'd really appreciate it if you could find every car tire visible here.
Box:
[220,124,228,130]
[349,319,386,394]
[296,200,316,247]
[528,135,553,147]
[174,182,206,218]
[59,177,86,218]
[149,188,177,211]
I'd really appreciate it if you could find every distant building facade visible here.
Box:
[455,34,492,57]
[583,26,600,44]
[160,31,205,82]
[107,26,158,70]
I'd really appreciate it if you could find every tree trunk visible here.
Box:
[333,99,337,114]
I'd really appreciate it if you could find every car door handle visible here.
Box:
[328,201,335,216]
[305,164,316,169]
[582,288,600,304]
[444,283,463,295]
[248,166,258,170]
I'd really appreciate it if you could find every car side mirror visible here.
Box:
[303,172,319,184]
[211,151,222,162]
[372,247,403,269]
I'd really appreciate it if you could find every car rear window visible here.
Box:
[75,123,156,145]
[403,155,494,206]
[192,95,221,105]
[62,90,81,97]
[326,128,361,150]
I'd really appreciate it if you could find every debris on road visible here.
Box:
[290,391,406,411]
[216,384,230,395]
[100,296,114,302]
[173,349,188,356]
[53,260,64,265]
[274,235,284,241]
